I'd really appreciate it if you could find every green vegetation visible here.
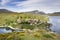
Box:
[0,13,49,29]
[0,12,60,40]
[0,30,60,40]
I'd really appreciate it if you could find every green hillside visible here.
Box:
[0,12,60,40]
[0,12,48,28]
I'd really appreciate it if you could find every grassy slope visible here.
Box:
[0,13,48,26]
[0,12,60,40]
[0,29,60,40]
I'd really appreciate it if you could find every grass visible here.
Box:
[0,12,60,40]
[0,30,60,40]
[43,33,54,39]
[0,13,48,28]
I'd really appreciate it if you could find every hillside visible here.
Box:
[0,30,60,40]
[48,12,60,16]
[0,9,13,13]
[0,12,48,26]
[21,10,45,14]
[0,11,60,40]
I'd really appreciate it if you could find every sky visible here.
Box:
[0,0,60,13]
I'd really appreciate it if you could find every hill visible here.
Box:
[0,9,13,13]
[0,10,60,40]
[22,10,45,14]
[48,12,60,16]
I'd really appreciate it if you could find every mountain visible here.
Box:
[48,12,60,16]
[38,11,45,14]
[53,12,60,14]
[0,9,46,14]
[23,10,45,14]
[0,9,13,13]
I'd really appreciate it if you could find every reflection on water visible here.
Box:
[48,16,60,34]
[0,28,12,33]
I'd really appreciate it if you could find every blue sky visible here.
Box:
[0,0,60,13]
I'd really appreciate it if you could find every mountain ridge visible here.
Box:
[0,9,13,13]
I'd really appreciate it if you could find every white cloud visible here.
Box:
[12,0,48,12]
[12,0,60,13]
[14,0,44,6]
[0,0,60,13]
[0,0,11,5]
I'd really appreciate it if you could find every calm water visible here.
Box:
[48,16,60,34]
[0,28,12,33]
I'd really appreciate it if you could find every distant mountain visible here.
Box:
[23,10,45,14]
[0,9,13,13]
[0,9,46,14]
[38,11,45,14]
[48,12,60,16]
[53,12,60,14]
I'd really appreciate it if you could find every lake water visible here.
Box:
[0,27,23,33]
[48,16,60,34]
[0,28,12,33]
